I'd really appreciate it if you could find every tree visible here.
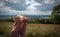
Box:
[51,4,60,24]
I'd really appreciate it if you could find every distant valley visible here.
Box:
[0,15,50,19]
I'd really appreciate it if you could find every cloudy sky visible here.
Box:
[0,0,60,15]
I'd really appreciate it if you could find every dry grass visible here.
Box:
[0,22,60,37]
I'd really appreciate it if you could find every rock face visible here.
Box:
[10,15,28,37]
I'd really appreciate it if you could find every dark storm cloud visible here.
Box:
[0,0,29,11]
[34,0,60,11]
[35,4,54,11]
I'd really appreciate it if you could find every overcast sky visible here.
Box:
[0,0,60,15]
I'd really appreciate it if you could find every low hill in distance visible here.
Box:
[0,15,50,19]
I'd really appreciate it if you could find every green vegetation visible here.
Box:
[0,22,60,37]
[0,18,53,24]
[28,18,52,24]
[50,4,60,24]
[0,18,13,22]
[0,22,12,37]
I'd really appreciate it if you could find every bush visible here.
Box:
[28,18,53,24]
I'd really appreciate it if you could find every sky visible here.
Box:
[0,0,60,15]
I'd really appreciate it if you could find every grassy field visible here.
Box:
[0,22,60,37]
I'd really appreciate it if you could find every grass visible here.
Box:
[0,22,60,37]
